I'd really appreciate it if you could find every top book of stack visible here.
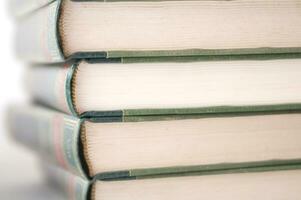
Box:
[13,0,301,63]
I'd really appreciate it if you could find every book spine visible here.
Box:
[16,0,64,63]
[42,164,90,200]
[7,105,87,178]
[26,63,77,115]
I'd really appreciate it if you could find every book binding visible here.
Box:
[16,0,64,62]
[8,106,87,178]
[42,164,90,200]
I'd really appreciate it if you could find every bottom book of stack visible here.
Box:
[8,105,301,200]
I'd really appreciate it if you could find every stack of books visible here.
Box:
[8,0,301,199]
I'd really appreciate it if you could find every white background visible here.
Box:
[0,2,63,199]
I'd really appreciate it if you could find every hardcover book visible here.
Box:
[43,164,301,200]
[8,105,301,179]
[26,59,301,117]
[15,0,301,62]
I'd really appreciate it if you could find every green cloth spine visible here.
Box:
[96,161,301,180]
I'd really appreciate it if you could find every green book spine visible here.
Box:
[99,160,301,181]
[42,164,90,200]
[7,105,87,178]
